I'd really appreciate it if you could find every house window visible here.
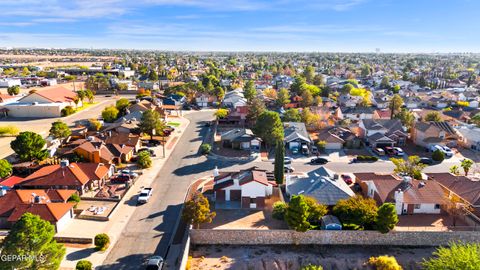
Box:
[369,189,374,197]
[414,204,421,209]
[250,197,256,204]
[434,204,440,209]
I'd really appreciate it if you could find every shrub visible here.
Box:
[76,260,93,270]
[422,242,480,270]
[431,149,445,162]
[272,201,287,220]
[0,159,13,179]
[375,203,399,233]
[332,196,378,230]
[137,151,152,168]
[200,143,211,155]
[67,193,81,209]
[316,141,326,152]
[301,265,323,270]
[0,125,20,136]
[368,255,402,270]
[61,106,75,116]
[356,155,378,162]
[94,233,110,251]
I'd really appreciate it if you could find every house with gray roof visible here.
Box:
[220,128,261,150]
[456,125,480,151]
[283,122,312,153]
[286,167,354,206]
[359,119,407,148]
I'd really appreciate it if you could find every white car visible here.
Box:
[120,169,139,178]
[393,147,405,156]
[430,145,453,157]
[138,188,153,204]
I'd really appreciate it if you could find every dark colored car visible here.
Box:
[341,174,353,185]
[143,139,161,147]
[384,147,397,156]
[310,157,329,165]
[419,157,433,165]
[111,175,130,183]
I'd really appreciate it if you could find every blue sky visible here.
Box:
[0,0,478,52]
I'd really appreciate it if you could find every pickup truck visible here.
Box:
[138,188,153,204]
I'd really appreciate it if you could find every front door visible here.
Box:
[407,204,414,214]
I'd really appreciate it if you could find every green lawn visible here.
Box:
[75,102,98,113]
[167,122,181,127]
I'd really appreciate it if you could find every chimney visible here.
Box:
[213,166,219,177]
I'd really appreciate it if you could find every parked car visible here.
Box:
[145,256,164,270]
[384,147,397,156]
[284,157,293,164]
[138,148,156,157]
[291,147,299,155]
[284,165,295,172]
[138,188,153,204]
[430,145,453,158]
[341,174,353,185]
[373,148,385,156]
[120,169,139,178]
[143,139,161,147]
[311,146,318,155]
[419,157,433,165]
[393,147,405,156]
[301,145,309,155]
[310,157,329,165]
[111,175,130,183]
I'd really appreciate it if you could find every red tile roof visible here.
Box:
[7,203,73,223]
[0,176,24,188]
[22,86,77,103]
[428,173,480,205]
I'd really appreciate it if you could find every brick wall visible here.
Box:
[190,229,480,246]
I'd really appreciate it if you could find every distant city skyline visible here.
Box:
[0,0,478,52]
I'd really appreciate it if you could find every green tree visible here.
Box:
[313,74,324,86]
[432,149,445,162]
[272,201,287,220]
[301,88,313,107]
[200,143,212,154]
[88,119,102,131]
[389,94,404,118]
[276,88,291,107]
[101,106,119,123]
[182,192,216,229]
[303,65,315,84]
[342,83,355,94]
[375,203,399,233]
[304,196,328,225]
[450,165,460,175]
[361,64,371,77]
[390,156,427,179]
[49,121,71,139]
[10,131,48,161]
[214,86,225,100]
[274,141,285,185]
[115,98,130,116]
[246,97,266,124]
[380,76,391,89]
[424,111,442,122]
[253,111,284,148]
[67,193,81,209]
[392,84,401,93]
[214,108,229,119]
[461,159,474,176]
[148,69,158,81]
[290,76,306,95]
[244,80,256,101]
[7,85,20,96]
[395,109,415,130]
[77,90,86,102]
[76,260,93,270]
[138,110,166,139]
[94,233,110,251]
[368,255,402,270]
[332,196,378,229]
[85,89,94,103]
[1,213,65,270]
[285,195,311,232]
[282,108,301,122]
[422,243,480,270]
[472,113,480,127]
[0,159,13,179]
[61,106,75,116]
[137,151,152,168]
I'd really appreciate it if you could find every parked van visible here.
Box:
[301,145,309,155]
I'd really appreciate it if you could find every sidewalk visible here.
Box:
[59,116,190,270]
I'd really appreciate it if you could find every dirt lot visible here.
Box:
[188,245,436,270]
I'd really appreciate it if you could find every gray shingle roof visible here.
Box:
[283,122,311,143]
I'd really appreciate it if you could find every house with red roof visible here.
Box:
[0,86,79,118]
[213,167,276,209]
[16,161,114,195]
[0,189,76,232]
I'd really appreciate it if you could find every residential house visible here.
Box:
[223,89,247,108]
[0,188,75,232]
[359,119,407,148]
[220,128,261,150]
[73,140,134,164]
[314,128,345,150]
[339,107,377,121]
[213,168,276,209]
[284,122,312,152]
[16,161,114,194]
[103,132,142,152]
[456,125,480,151]
[359,175,447,215]
[428,173,480,217]
[1,86,80,118]
[286,167,354,206]
[195,93,217,108]
[411,121,459,148]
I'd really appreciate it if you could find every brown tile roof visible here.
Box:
[104,133,140,147]
[0,176,24,188]
[354,173,400,182]
[7,203,73,223]
[369,179,447,205]
[19,163,110,187]
[428,173,480,205]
